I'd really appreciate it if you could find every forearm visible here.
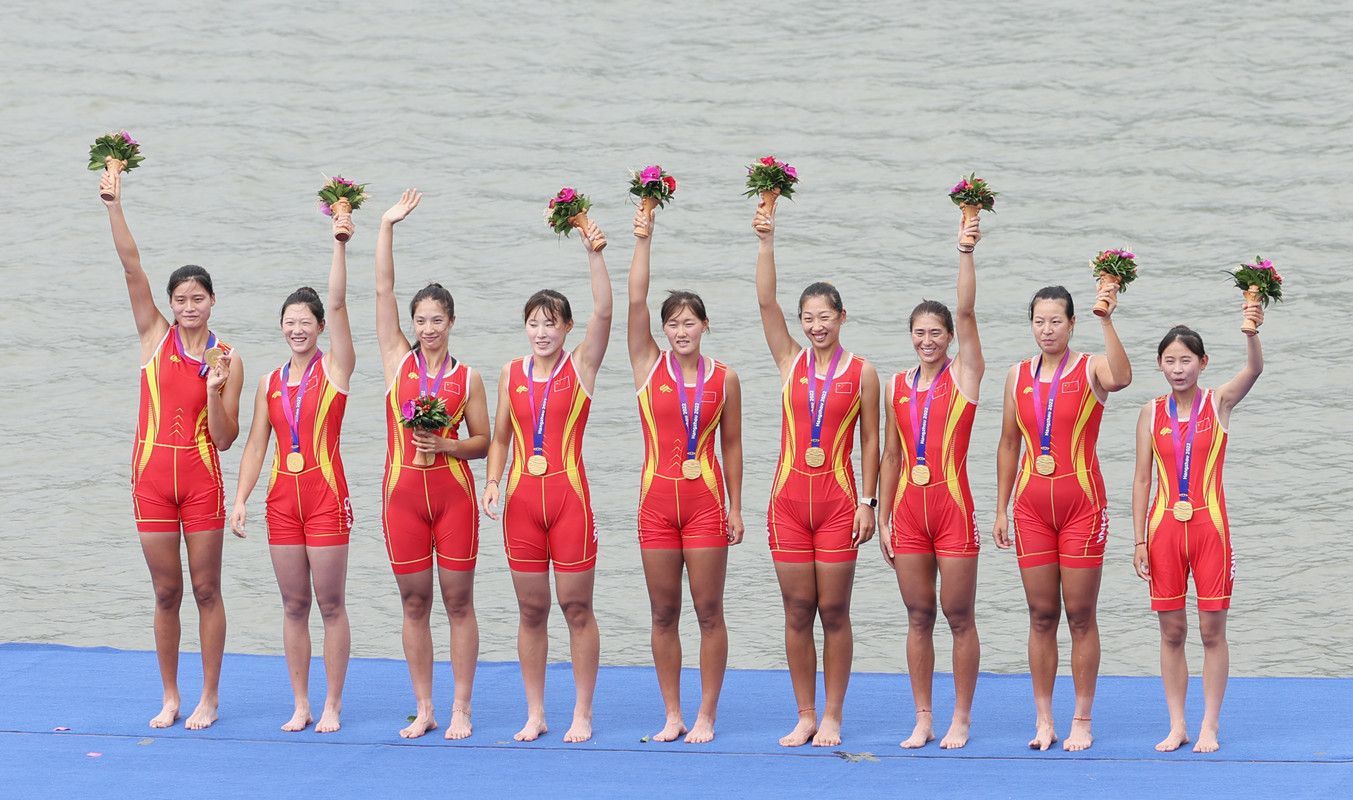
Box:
[107,204,142,273]
[995,439,1019,513]
[878,448,901,522]
[206,393,240,450]
[755,239,778,311]
[375,220,397,297]
[722,444,743,513]
[446,433,489,461]
[232,438,268,506]
[329,241,348,312]
[1099,318,1133,389]
[485,439,509,483]
[1132,478,1151,544]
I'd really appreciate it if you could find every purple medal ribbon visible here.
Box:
[670,352,707,462]
[527,354,568,459]
[281,351,323,458]
[807,347,845,451]
[1168,390,1205,507]
[908,359,951,470]
[416,350,453,399]
[175,327,218,378]
[1029,351,1071,461]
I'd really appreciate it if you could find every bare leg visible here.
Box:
[309,545,349,734]
[184,530,225,730]
[270,545,313,731]
[438,567,478,740]
[773,561,818,747]
[937,556,979,749]
[893,553,937,748]
[1061,564,1102,752]
[1154,610,1190,750]
[510,569,551,741]
[139,532,184,728]
[813,560,856,747]
[555,568,599,743]
[683,546,728,744]
[1020,563,1061,750]
[641,548,688,741]
[1194,610,1229,753]
[394,569,438,738]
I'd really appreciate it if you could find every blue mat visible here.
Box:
[1,643,1348,797]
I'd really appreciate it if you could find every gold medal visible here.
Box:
[804,446,826,468]
[682,458,702,480]
[1172,501,1194,522]
[911,464,931,485]
[1035,454,1055,475]
[527,454,548,476]
[204,347,223,368]
[286,451,304,473]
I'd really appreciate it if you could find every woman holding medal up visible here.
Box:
[753,200,881,748]
[375,190,491,740]
[100,168,245,731]
[878,214,985,750]
[228,209,357,733]
[627,207,745,744]
[1131,309,1264,754]
[993,283,1132,751]
[481,214,613,744]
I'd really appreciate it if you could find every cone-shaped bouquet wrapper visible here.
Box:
[570,210,607,251]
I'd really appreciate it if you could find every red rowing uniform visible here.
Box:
[888,367,980,558]
[263,357,351,547]
[768,349,865,563]
[636,353,729,549]
[132,326,230,534]
[502,353,597,573]
[382,350,478,574]
[1146,389,1233,611]
[1011,353,1109,569]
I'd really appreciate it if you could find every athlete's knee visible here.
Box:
[782,596,817,633]
[559,598,594,631]
[1064,604,1098,637]
[906,602,938,633]
[281,591,312,621]
[692,599,725,634]
[401,590,434,622]
[443,593,474,621]
[1028,603,1061,635]
[650,601,681,632]
[152,581,184,611]
[941,602,975,635]
[190,578,221,609]
[1158,615,1187,649]
[1198,616,1228,650]
[817,599,852,634]
[315,593,345,623]
[517,597,550,629]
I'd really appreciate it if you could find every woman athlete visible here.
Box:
[753,202,880,747]
[376,190,491,740]
[100,168,245,730]
[994,283,1132,751]
[1131,308,1263,754]
[229,211,357,733]
[481,215,613,744]
[627,208,745,744]
[878,215,984,749]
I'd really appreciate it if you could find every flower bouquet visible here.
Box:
[948,174,997,246]
[546,187,606,251]
[1228,256,1283,335]
[317,176,368,243]
[1090,248,1138,317]
[744,156,798,230]
[400,394,451,466]
[628,165,677,238]
[88,131,145,200]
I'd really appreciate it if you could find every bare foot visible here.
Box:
[1028,719,1058,751]
[811,716,842,747]
[940,719,971,749]
[149,700,180,729]
[1193,725,1220,753]
[1063,718,1093,752]
[779,716,817,747]
[900,710,934,749]
[1155,726,1189,752]
[563,715,592,743]
[184,700,218,731]
[399,711,437,739]
[280,705,312,732]
[652,715,687,742]
[513,717,548,742]
[315,702,341,734]
[684,715,716,744]
[445,706,472,740]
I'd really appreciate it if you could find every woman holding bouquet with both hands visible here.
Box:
[627,206,745,744]
[100,169,245,731]
[481,214,613,744]
[376,190,492,740]
[229,211,357,733]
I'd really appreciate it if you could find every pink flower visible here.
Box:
[951,180,970,194]
[119,130,137,145]
[759,156,777,166]
[783,165,798,180]
[556,187,577,204]
[1258,259,1273,269]
[640,165,663,184]
[402,400,416,420]
[319,201,333,217]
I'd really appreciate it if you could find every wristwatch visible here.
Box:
[858,496,878,508]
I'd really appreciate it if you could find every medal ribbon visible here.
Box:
[670,352,707,462]
[1168,389,1204,506]
[908,359,951,470]
[175,326,218,378]
[416,350,453,399]
[281,352,323,459]
[527,354,568,459]
[807,347,845,451]
[1029,351,1071,462]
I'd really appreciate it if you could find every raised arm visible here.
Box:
[627,208,662,388]
[1131,402,1155,581]
[754,206,802,375]
[720,369,745,545]
[878,378,902,563]
[992,365,1021,548]
[228,376,274,539]
[572,220,614,392]
[954,216,985,400]
[1215,303,1265,424]
[1090,284,1133,394]
[325,214,356,387]
[479,365,515,521]
[375,190,421,385]
[853,362,881,546]
[100,169,169,360]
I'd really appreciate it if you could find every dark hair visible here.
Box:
[1157,325,1206,359]
[167,265,214,297]
[523,289,572,324]
[1028,285,1074,319]
[909,300,954,334]
[280,286,324,325]
[410,283,455,319]
[798,281,844,314]
[660,290,708,324]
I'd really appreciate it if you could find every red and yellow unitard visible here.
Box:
[382,351,478,574]
[263,359,351,547]
[1146,389,1233,611]
[503,353,597,573]
[636,354,729,549]
[131,326,230,533]
[888,368,980,557]
[767,350,864,563]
